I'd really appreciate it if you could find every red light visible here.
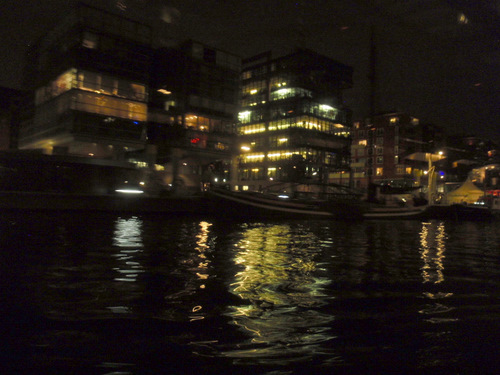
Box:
[191,138,200,144]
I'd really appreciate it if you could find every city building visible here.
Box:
[20,3,153,158]
[347,112,445,190]
[145,41,241,191]
[235,49,353,191]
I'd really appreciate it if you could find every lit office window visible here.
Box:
[72,92,147,121]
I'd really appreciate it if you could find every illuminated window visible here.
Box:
[72,92,147,121]
[243,153,265,162]
[238,111,252,124]
[358,140,367,146]
[458,13,469,25]
[376,168,383,176]
[267,151,293,161]
[240,123,265,134]
[242,80,266,96]
[270,87,312,101]
[390,117,398,124]
[76,70,147,102]
[278,137,288,144]
[267,167,277,179]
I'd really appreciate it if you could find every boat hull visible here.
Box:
[206,188,363,220]
[363,205,429,220]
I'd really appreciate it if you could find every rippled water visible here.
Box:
[1,212,499,374]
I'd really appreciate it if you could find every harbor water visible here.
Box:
[1,211,499,374]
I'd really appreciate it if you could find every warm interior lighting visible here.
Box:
[319,104,334,111]
[458,13,469,25]
[157,89,171,95]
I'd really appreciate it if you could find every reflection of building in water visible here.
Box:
[194,221,212,288]
[224,224,335,365]
[109,216,145,314]
[161,220,215,322]
[113,216,145,283]
[419,222,446,284]
[418,221,456,329]
[189,221,213,322]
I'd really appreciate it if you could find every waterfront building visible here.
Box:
[347,112,445,190]
[145,41,240,191]
[20,3,153,158]
[235,49,353,191]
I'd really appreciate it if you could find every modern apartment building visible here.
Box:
[235,49,353,191]
[20,3,153,158]
[348,112,445,190]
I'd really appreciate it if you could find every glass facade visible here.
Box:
[20,3,152,156]
[236,49,352,189]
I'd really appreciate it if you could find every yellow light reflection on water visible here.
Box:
[418,221,456,323]
[419,221,447,284]
[195,221,212,285]
[224,223,335,362]
[189,221,213,321]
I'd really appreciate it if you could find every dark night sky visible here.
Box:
[0,0,498,143]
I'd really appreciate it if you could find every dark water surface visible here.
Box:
[1,211,499,374]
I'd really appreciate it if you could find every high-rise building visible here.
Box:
[20,3,153,158]
[146,41,240,191]
[235,49,353,191]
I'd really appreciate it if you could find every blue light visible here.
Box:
[133,121,139,125]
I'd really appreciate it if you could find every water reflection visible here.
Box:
[223,223,336,365]
[189,221,213,322]
[417,221,459,370]
[2,212,498,373]
[419,221,455,311]
[112,216,144,283]
[419,221,447,284]
[194,221,212,288]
